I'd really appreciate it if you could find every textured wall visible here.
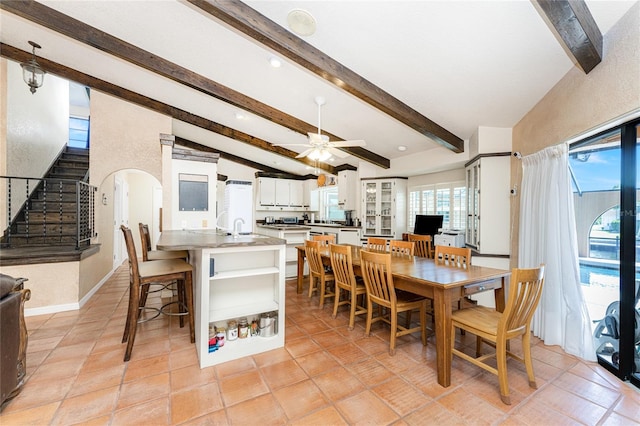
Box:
[510,3,640,266]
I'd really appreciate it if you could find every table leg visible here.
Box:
[297,249,305,294]
[433,287,454,387]
[494,276,507,313]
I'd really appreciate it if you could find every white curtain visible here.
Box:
[518,143,596,361]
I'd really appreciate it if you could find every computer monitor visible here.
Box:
[413,215,443,238]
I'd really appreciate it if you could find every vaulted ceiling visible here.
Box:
[0,1,635,177]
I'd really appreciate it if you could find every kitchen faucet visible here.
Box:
[232,217,245,238]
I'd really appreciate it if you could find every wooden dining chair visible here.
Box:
[366,237,387,251]
[139,223,188,262]
[408,234,434,258]
[121,225,195,362]
[434,245,471,268]
[451,265,545,405]
[389,240,415,256]
[329,243,367,330]
[304,239,336,308]
[360,250,427,355]
[312,234,336,247]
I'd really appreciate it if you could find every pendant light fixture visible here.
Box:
[21,41,46,94]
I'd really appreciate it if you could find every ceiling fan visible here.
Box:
[275,96,365,162]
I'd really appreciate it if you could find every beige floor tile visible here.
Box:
[123,353,170,382]
[326,341,368,365]
[336,390,400,425]
[437,387,508,425]
[273,379,330,420]
[372,377,431,416]
[285,337,322,358]
[50,386,119,425]
[219,369,269,406]
[312,366,366,402]
[289,405,349,426]
[403,402,467,426]
[170,382,223,424]
[296,349,340,377]
[346,358,394,387]
[170,363,218,393]
[225,393,288,425]
[67,363,127,398]
[117,372,170,410]
[260,359,308,390]
[0,401,61,425]
[112,396,170,425]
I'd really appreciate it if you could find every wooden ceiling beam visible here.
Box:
[187,0,464,153]
[532,0,602,74]
[0,43,337,175]
[174,137,297,175]
[0,0,387,168]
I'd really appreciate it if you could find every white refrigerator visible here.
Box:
[224,180,253,234]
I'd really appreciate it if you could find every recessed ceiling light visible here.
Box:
[287,9,316,37]
[397,145,407,152]
[268,56,282,68]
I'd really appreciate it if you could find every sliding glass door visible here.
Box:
[570,118,640,388]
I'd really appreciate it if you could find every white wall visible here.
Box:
[5,60,69,221]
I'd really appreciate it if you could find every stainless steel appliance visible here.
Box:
[265,216,275,224]
[282,217,298,225]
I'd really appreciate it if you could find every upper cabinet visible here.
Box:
[256,176,313,211]
[361,178,407,239]
[338,170,357,210]
[465,155,510,255]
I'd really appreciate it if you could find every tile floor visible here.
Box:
[1,266,639,425]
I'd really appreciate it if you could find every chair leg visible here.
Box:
[365,297,373,337]
[124,284,141,362]
[319,278,327,308]
[389,307,398,355]
[122,281,137,344]
[496,338,510,405]
[184,272,195,343]
[522,331,537,389]
[348,290,357,330]
[177,280,185,328]
[332,287,341,318]
[420,303,427,346]
[308,275,316,298]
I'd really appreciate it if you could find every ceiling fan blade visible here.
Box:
[329,139,366,148]
[296,148,315,158]
[327,147,350,158]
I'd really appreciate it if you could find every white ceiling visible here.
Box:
[1,1,636,177]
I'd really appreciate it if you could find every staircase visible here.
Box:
[2,146,93,248]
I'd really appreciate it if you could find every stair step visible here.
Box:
[26,212,78,221]
[57,159,89,169]
[8,235,78,245]
[32,192,78,202]
[29,200,77,210]
[15,223,77,234]
[42,181,78,192]
[51,168,87,177]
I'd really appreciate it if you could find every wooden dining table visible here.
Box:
[295,244,511,387]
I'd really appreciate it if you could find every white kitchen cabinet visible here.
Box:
[191,243,285,368]
[338,170,357,211]
[303,179,317,209]
[257,177,276,206]
[288,180,304,207]
[275,179,290,206]
[361,178,407,239]
[465,155,510,255]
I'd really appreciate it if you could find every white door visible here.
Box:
[113,176,124,269]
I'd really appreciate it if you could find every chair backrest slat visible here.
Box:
[138,223,153,261]
[389,240,414,256]
[360,250,396,307]
[366,237,387,251]
[313,234,336,247]
[407,234,433,258]
[500,266,545,334]
[434,245,471,269]
[305,239,325,277]
[121,226,141,299]
[329,243,356,291]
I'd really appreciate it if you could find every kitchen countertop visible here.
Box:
[305,223,361,229]
[156,229,285,250]
[257,224,311,231]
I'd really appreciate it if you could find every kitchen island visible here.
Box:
[257,224,310,278]
[157,229,286,368]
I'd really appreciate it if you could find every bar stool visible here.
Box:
[121,225,194,361]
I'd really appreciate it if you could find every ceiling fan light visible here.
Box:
[307,148,331,162]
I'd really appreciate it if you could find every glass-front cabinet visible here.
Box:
[361,178,407,239]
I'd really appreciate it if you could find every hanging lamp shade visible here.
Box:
[20,41,45,94]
